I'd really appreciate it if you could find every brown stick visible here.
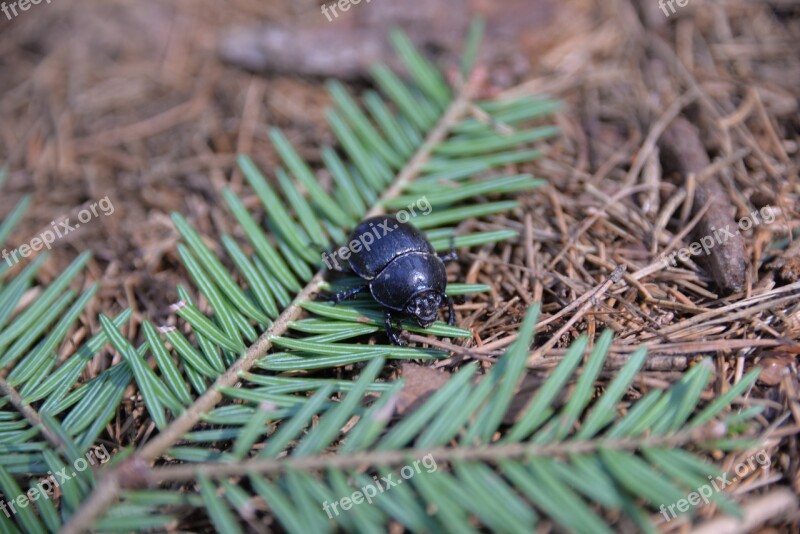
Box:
[0,376,67,455]
[690,488,798,534]
[529,265,626,361]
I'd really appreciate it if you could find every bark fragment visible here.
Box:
[659,117,748,294]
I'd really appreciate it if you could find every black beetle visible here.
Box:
[327,215,456,345]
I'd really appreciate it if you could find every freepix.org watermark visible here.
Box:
[660,205,775,268]
[660,449,771,521]
[0,445,111,518]
[320,0,372,22]
[2,196,115,267]
[321,196,432,271]
[658,0,693,18]
[1,0,52,21]
[322,453,438,519]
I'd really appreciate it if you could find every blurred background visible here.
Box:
[0,0,797,327]
[1,2,799,531]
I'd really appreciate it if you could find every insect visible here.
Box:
[327,215,456,345]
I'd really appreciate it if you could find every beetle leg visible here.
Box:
[329,284,368,304]
[438,250,458,263]
[446,295,455,326]
[384,310,405,346]
[438,234,458,263]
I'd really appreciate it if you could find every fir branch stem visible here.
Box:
[150,424,725,482]
[0,376,67,454]
[61,67,483,534]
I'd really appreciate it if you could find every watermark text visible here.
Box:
[660,205,775,268]
[0,445,111,518]
[1,0,53,21]
[322,196,432,271]
[322,453,437,518]
[660,449,770,521]
[2,196,115,267]
[321,0,372,22]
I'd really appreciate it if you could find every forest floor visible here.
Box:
[0,0,798,530]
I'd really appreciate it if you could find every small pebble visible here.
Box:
[757,356,791,386]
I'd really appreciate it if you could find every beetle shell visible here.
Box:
[329,214,454,342]
[369,251,447,311]
[347,216,435,280]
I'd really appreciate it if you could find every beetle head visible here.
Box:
[406,291,442,328]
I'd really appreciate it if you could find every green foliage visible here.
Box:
[104,306,759,533]
[0,24,762,534]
